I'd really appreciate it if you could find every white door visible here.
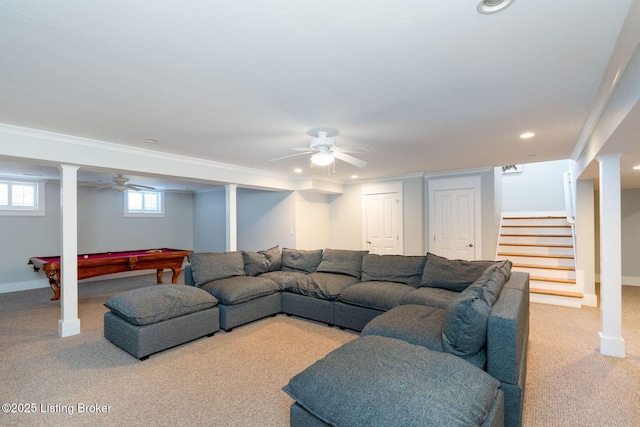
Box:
[433,189,475,259]
[365,193,399,254]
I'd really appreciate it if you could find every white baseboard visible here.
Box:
[0,271,158,295]
[595,274,640,287]
[582,293,598,307]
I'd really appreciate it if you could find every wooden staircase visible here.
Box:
[496,214,583,307]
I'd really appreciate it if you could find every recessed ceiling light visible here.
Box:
[477,0,515,14]
[144,138,158,143]
[520,132,535,139]
[294,168,303,173]
[351,175,358,179]
[633,165,640,170]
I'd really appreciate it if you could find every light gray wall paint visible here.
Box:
[77,186,193,253]
[402,176,425,255]
[621,189,640,279]
[0,182,60,284]
[237,188,296,251]
[295,191,330,250]
[193,189,226,252]
[501,160,570,212]
[594,188,640,280]
[1,183,194,287]
[575,179,596,296]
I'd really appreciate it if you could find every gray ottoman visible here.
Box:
[104,285,220,360]
[283,335,504,427]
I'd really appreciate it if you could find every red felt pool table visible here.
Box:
[28,248,192,301]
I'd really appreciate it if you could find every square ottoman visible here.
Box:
[283,335,504,427]
[104,284,220,360]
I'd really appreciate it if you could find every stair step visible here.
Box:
[498,252,574,259]
[499,243,573,248]
[502,225,571,229]
[530,288,584,299]
[513,263,574,271]
[530,276,576,284]
[503,216,566,220]
[501,233,571,238]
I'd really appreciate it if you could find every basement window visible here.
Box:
[0,180,45,216]
[125,190,164,217]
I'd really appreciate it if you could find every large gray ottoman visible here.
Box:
[283,335,504,427]
[104,285,220,360]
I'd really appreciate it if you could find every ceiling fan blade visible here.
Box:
[335,146,370,154]
[291,146,313,152]
[129,183,155,190]
[270,151,313,162]
[332,151,367,168]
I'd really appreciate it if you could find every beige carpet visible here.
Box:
[1,274,639,426]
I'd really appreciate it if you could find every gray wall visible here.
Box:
[501,160,570,212]
[237,188,296,251]
[193,189,226,252]
[0,183,194,290]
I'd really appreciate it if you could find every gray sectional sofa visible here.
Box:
[183,247,529,427]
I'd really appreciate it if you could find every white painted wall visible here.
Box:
[236,188,296,251]
[295,192,330,250]
[575,179,596,302]
[501,160,570,212]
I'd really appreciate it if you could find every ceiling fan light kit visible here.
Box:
[477,0,514,14]
[311,151,335,166]
[270,127,368,169]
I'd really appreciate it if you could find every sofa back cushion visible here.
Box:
[441,286,490,357]
[316,249,369,278]
[421,253,495,292]
[361,254,426,287]
[441,260,513,357]
[467,259,512,307]
[188,251,246,287]
[281,248,323,274]
[242,246,282,276]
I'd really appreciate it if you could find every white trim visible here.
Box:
[361,181,403,195]
[0,280,49,294]
[427,175,482,259]
[582,294,598,307]
[596,274,640,287]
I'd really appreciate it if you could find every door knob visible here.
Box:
[467,243,474,247]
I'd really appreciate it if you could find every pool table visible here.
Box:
[28,248,192,301]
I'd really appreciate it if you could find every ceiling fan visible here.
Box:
[97,174,156,192]
[270,128,368,168]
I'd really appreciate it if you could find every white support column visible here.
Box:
[225,184,237,252]
[597,153,625,358]
[58,164,81,337]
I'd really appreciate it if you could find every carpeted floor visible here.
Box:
[1,274,639,426]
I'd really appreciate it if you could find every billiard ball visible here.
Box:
[83,255,88,259]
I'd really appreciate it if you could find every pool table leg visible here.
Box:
[171,268,181,284]
[48,273,61,301]
[156,269,164,283]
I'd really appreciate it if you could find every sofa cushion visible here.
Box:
[104,285,218,326]
[441,286,490,357]
[281,248,323,274]
[199,275,280,305]
[401,286,459,309]
[467,259,512,307]
[315,249,368,279]
[260,270,308,291]
[242,246,282,276]
[189,251,246,286]
[282,335,501,427]
[361,254,427,287]
[421,253,496,292]
[361,304,445,352]
[289,272,360,300]
[338,281,414,311]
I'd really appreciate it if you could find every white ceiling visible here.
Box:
[0,0,639,189]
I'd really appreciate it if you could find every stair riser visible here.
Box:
[529,281,579,292]
[501,227,572,236]
[512,267,575,280]
[497,255,575,268]
[502,217,569,227]
[530,293,582,308]
[498,245,573,256]
[499,236,573,246]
